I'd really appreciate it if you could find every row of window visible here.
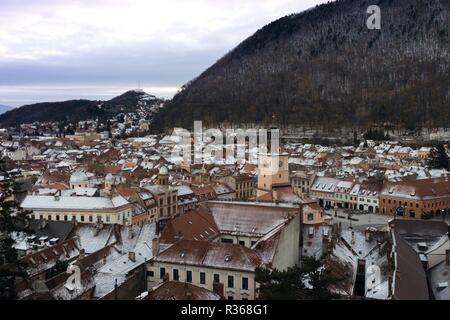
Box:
[159,195,177,206]
[358,198,377,203]
[221,238,256,247]
[159,205,177,217]
[236,182,254,189]
[237,190,254,198]
[32,214,111,223]
[382,198,450,208]
[155,268,249,290]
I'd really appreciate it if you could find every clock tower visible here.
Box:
[256,151,289,198]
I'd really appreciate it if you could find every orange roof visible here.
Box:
[47,182,70,190]
[242,163,257,173]
[256,192,273,202]
[160,209,219,244]
[147,281,220,300]
[104,165,122,174]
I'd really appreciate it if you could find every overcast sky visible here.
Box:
[0,0,331,107]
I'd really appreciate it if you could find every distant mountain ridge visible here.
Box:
[152,0,450,131]
[0,90,162,128]
[0,104,13,115]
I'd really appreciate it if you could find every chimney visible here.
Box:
[128,224,133,240]
[128,251,136,262]
[446,249,450,266]
[213,281,224,298]
[152,237,160,257]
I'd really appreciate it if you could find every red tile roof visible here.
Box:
[154,240,262,272]
[147,281,220,300]
[160,209,219,244]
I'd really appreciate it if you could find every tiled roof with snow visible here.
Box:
[21,195,130,210]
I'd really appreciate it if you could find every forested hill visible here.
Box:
[0,90,162,127]
[152,0,450,132]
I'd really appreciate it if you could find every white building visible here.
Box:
[21,194,133,225]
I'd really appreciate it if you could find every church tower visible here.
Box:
[256,151,289,198]
[158,166,169,186]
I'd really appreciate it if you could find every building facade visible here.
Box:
[380,177,450,218]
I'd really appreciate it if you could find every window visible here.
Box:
[56,215,60,221]
[242,277,249,290]
[47,215,52,220]
[80,216,85,222]
[64,215,68,221]
[221,238,233,244]
[251,241,256,246]
[200,272,206,285]
[147,271,154,277]
[239,240,245,246]
[213,274,220,283]
[160,268,165,279]
[173,269,179,281]
[228,275,234,288]
[227,296,234,300]
[186,270,192,283]
[307,213,314,221]
[106,215,110,223]
[89,216,93,222]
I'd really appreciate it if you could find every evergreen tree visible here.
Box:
[353,130,358,145]
[0,163,31,300]
[427,144,449,170]
[255,256,338,300]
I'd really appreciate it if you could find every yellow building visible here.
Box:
[256,152,289,198]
